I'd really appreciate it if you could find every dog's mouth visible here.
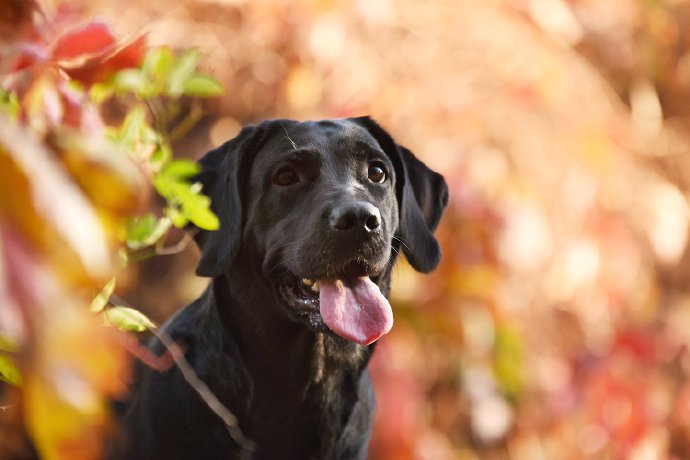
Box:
[278,261,393,345]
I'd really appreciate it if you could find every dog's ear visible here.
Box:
[353,117,449,273]
[193,125,262,277]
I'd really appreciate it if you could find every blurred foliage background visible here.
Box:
[7,0,690,458]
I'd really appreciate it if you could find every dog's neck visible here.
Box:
[212,268,373,374]
[209,267,375,455]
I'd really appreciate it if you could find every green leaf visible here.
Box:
[183,74,223,97]
[125,214,156,247]
[0,353,22,386]
[140,124,160,144]
[113,69,155,98]
[143,46,174,82]
[89,83,114,105]
[113,68,146,92]
[162,159,201,179]
[149,143,172,172]
[90,277,116,312]
[154,160,218,230]
[104,306,156,332]
[165,206,189,228]
[180,192,219,230]
[166,182,219,230]
[153,177,172,199]
[153,160,199,198]
[126,214,172,249]
[167,49,201,97]
[118,105,148,147]
[0,89,20,119]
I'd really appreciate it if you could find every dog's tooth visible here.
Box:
[311,282,319,293]
[302,278,314,287]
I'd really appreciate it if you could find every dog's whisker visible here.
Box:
[272,241,300,255]
[264,261,289,278]
[392,235,412,253]
[261,241,302,278]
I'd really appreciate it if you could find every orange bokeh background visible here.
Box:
[31,0,690,458]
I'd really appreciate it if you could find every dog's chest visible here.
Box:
[241,341,372,459]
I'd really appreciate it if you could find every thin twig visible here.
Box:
[120,335,176,372]
[125,227,198,262]
[151,328,255,451]
[154,231,195,256]
[146,98,169,137]
[169,102,203,143]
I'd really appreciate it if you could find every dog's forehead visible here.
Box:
[255,119,381,164]
[291,120,378,148]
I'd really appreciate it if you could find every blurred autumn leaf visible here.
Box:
[0,338,22,386]
[0,4,223,459]
[90,278,116,313]
[0,98,138,460]
[7,0,690,459]
[76,0,690,458]
[104,307,157,333]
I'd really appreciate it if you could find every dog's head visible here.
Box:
[193,117,448,345]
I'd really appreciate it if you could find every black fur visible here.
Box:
[110,117,448,459]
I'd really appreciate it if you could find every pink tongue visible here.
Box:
[319,276,393,345]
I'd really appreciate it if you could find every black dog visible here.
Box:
[111,117,448,459]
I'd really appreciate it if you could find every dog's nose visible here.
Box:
[329,202,381,232]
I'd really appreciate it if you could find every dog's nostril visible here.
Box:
[364,213,381,231]
[332,210,356,230]
[329,202,381,232]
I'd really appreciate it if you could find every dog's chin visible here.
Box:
[275,259,384,333]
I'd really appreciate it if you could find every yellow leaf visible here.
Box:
[0,353,22,385]
[53,128,146,217]
[90,277,116,312]
[24,303,129,460]
[104,306,156,332]
[0,117,111,283]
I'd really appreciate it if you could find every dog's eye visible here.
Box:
[368,162,387,183]
[274,167,299,186]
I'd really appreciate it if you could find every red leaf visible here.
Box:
[63,35,147,86]
[102,34,147,72]
[53,21,116,60]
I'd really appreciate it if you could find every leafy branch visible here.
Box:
[0,10,231,459]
